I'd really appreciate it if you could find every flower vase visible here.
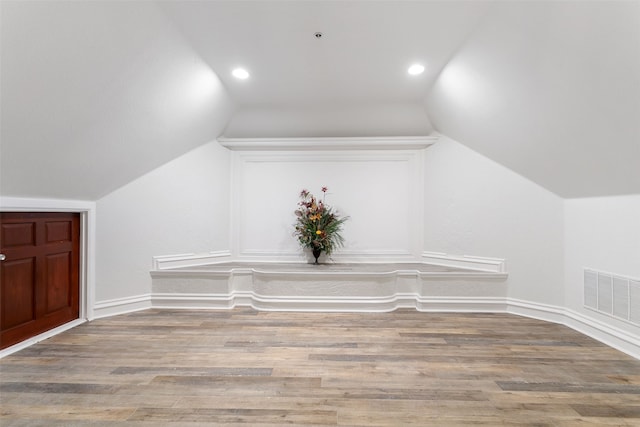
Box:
[312,248,322,264]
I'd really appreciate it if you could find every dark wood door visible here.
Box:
[0,212,80,349]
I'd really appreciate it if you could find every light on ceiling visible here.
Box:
[408,64,425,76]
[232,68,250,79]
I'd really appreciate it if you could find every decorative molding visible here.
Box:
[416,296,508,312]
[0,196,96,212]
[231,149,425,259]
[422,251,506,273]
[235,249,418,263]
[152,250,232,270]
[150,293,503,313]
[218,136,439,151]
[152,293,237,310]
[151,264,508,281]
[150,252,509,278]
[93,294,152,319]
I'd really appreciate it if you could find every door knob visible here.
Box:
[0,254,5,261]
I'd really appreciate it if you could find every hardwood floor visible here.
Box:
[1,308,639,426]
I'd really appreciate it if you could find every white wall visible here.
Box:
[230,149,424,260]
[223,103,433,138]
[95,142,231,302]
[423,136,564,306]
[564,195,640,336]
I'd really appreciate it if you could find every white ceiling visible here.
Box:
[1,0,638,199]
[159,1,489,107]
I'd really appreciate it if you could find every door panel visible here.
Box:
[1,258,36,329]
[45,252,73,312]
[0,212,80,349]
[3,222,36,247]
[45,221,72,243]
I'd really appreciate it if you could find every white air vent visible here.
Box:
[585,268,639,326]
[630,280,640,325]
[597,273,613,314]
[613,277,629,319]
[584,270,598,310]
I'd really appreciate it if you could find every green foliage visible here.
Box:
[293,187,348,256]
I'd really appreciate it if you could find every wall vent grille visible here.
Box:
[584,269,639,326]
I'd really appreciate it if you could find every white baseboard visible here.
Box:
[149,293,639,359]
[417,296,508,312]
[507,298,639,360]
[151,293,237,310]
[4,293,638,361]
[93,294,152,319]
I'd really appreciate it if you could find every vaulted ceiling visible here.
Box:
[1,1,638,200]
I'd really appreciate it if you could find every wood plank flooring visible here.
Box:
[1,308,639,426]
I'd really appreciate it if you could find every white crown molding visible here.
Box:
[218,135,439,151]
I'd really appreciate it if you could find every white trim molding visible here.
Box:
[218,135,439,151]
[422,251,507,273]
[152,250,232,270]
[93,294,152,319]
[0,196,96,320]
[150,260,509,314]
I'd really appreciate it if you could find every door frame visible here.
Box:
[0,197,95,357]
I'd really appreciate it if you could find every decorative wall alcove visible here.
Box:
[146,136,509,313]
[221,136,439,262]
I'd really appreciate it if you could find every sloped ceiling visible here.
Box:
[1,1,638,200]
[0,1,234,200]
[426,1,640,198]
[158,0,490,138]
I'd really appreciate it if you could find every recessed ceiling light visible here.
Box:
[408,64,425,75]
[232,68,250,79]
